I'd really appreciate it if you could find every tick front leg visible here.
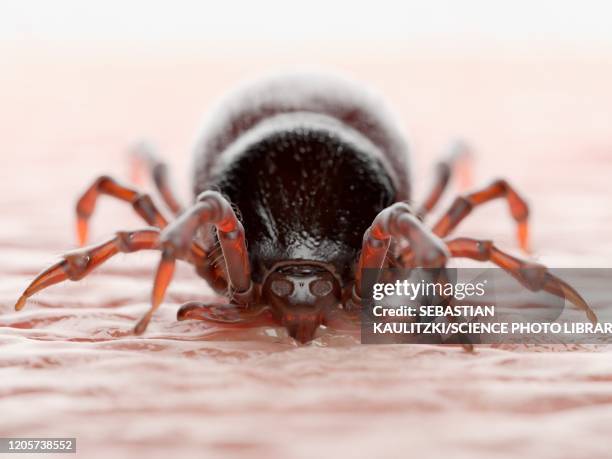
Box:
[416,140,472,218]
[135,191,254,334]
[130,141,185,215]
[446,237,598,324]
[352,202,449,304]
[76,175,169,245]
[177,301,271,326]
[432,179,530,251]
[15,228,162,311]
[15,228,219,320]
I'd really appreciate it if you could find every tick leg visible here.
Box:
[135,191,254,334]
[76,175,169,246]
[446,314,474,352]
[446,237,598,324]
[416,140,472,218]
[130,141,185,215]
[352,202,449,305]
[177,301,271,326]
[432,179,530,251]
[14,228,224,314]
[16,228,161,311]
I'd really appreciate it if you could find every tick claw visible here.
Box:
[133,316,150,335]
[15,295,26,311]
[587,310,598,325]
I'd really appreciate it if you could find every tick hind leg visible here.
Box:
[76,175,169,246]
[130,141,185,215]
[432,179,530,252]
[416,140,473,218]
[445,237,598,324]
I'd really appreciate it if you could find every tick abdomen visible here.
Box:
[192,73,411,200]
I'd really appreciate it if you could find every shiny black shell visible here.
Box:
[192,75,411,283]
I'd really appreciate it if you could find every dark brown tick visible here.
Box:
[15,74,597,343]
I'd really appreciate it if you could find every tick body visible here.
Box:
[194,75,410,284]
[15,73,598,344]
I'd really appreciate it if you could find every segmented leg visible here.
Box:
[446,237,598,324]
[177,302,271,325]
[351,202,449,306]
[14,228,222,314]
[76,175,168,246]
[416,140,472,218]
[135,191,254,334]
[432,179,530,251]
[130,141,185,215]
[16,228,161,310]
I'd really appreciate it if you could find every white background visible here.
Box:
[1,0,612,48]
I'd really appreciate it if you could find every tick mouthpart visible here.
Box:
[262,262,342,343]
[282,312,324,343]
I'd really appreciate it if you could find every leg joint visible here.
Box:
[474,239,494,260]
[196,190,228,222]
[132,194,164,226]
[95,175,114,188]
[490,178,510,190]
[450,196,474,220]
[63,252,91,280]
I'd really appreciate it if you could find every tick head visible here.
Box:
[262,263,341,343]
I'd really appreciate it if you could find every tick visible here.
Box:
[15,74,597,343]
